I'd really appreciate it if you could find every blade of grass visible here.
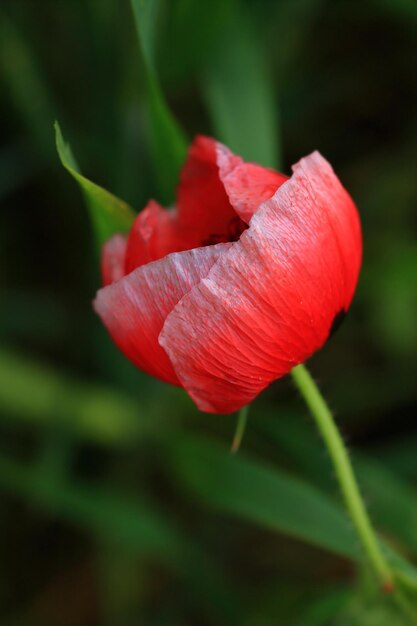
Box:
[55,121,135,245]
[258,414,417,556]
[0,448,240,622]
[295,588,352,626]
[0,348,156,446]
[169,434,417,617]
[203,5,280,168]
[130,0,187,201]
[169,434,360,559]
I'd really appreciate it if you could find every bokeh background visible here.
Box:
[1,0,417,624]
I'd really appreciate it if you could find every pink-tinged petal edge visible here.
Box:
[216,142,289,223]
[101,234,128,286]
[159,152,362,414]
[94,243,232,385]
[117,136,289,277]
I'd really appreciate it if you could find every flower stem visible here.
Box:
[291,363,394,591]
[231,405,250,454]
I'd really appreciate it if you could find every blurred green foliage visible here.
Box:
[0,0,417,624]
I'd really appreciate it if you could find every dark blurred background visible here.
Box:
[1,0,417,624]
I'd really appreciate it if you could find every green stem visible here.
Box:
[231,405,250,454]
[291,363,394,591]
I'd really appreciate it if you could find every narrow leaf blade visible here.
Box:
[170,435,360,559]
[170,434,417,600]
[55,121,135,244]
[260,415,417,557]
[203,9,280,168]
[130,0,187,201]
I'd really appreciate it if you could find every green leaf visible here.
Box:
[296,588,352,626]
[0,451,182,561]
[356,456,417,555]
[203,6,280,168]
[170,434,417,602]
[335,591,413,626]
[130,0,159,69]
[256,414,417,613]
[130,0,187,201]
[0,447,240,622]
[259,415,417,557]
[55,121,135,245]
[333,566,417,624]
[392,568,417,621]
[0,348,153,446]
[169,435,360,559]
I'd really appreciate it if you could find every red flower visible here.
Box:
[94,136,362,413]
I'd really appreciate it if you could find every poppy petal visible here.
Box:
[124,200,183,273]
[94,243,232,385]
[101,234,128,286]
[123,137,287,277]
[177,135,246,245]
[160,152,362,413]
[216,143,289,223]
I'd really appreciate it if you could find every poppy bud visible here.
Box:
[94,137,362,413]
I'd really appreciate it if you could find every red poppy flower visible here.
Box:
[94,136,362,413]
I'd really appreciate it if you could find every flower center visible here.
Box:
[201,216,248,246]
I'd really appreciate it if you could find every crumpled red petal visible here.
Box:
[124,200,181,274]
[101,234,128,286]
[116,136,288,277]
[177,135,244,246]
[94,243,231,385]
[159,152,362,413]
[216,143,288,223]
